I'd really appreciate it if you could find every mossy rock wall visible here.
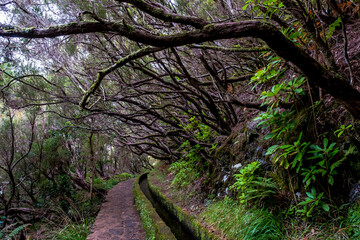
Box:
[148,178,220,240]
[133,173,176,240]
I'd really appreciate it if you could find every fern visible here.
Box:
[7,224,29,239]
[231,161,278,205]
[0,223,29,240]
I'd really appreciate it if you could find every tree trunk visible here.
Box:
[89,132,95,200]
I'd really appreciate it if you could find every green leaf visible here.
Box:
[326,17,342,40]
[311,187,316,196]
[294,88,304,94]
[310,144,322,151]
[294,152,302,161]
[323,138,328,149]
[306,191,315,199]
[318,160,325,167]
[266,145,278,155]
[298,200,311,205]
[279,144,293,149]
[265,132,277,139]
[321,203,330,212]
[345,145,356,156]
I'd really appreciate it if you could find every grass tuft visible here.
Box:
[53,219,93,240]
[200,196,283,240]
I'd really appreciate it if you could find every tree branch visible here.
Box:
[79,46,165,108]
[190,44,271,52]
[1,20,360,118]
[116,0,208,29]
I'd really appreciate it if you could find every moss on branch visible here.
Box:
[190,44,271,53]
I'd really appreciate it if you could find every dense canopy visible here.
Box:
[1,0,360,238]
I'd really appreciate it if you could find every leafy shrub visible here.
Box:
[267,132,356,218]
[169,160,199,188]
[296,187,329,218]
[230,161,278,205]
[170,140,205,188]
[93,172,134,191]
[79,195,102,217]
[93,177,115,191]
[113,172,135,182]
[254,109,296,140]
[42,174,73,198]
[346,203,360,238]
[182,116,216,142]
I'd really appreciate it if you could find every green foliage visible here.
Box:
[78,195,102,217]
[297,187,329,218]
[260,76,305,108]
[134,193,156,240]
[169,160,199,188]
[267,133,355,218]
[254,73,305,140]
[65,40,77,55]
[93,173,135,191]
[114,172,135,181]
[264,119,356,219]
[182,116,216,142]
[53,219,93,240]
[243,0,284,19]
[255,109,296,140]
[250,54,285,86]
[346,203,360,238]
[39,135,71,169]
[200,197,284,240]
[334,124,353,138]
[326,17,342,40]
[93,177,118,191]
[304,140,355,188]
[306,139,339,187]
[281,24,310,48]
[171,116,217,188]
[267,132,309,172]
[40,174,73,204]
[230,161,278,205]
[170,120,213,187]
[0,223,29,240]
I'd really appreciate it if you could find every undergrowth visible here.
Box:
[134,196,155,240]
[346,203,360,239]
[93,173,135,191]
[0,223,29,240]
[201,196,283,240]
[40,172,134,240]
[52,219,93,240]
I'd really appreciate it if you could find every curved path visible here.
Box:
[87,178,145,240]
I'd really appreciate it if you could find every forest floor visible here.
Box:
[86,178,145,240]
[148,165,354,240]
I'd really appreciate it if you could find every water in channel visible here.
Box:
[139,175,196,240]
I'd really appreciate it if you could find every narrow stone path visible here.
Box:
[87,178,145,240]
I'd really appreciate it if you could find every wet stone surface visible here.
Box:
[87,179,145,240]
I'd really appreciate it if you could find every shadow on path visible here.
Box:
[87,178,145,240]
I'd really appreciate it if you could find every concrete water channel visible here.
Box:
[139,174,197,240]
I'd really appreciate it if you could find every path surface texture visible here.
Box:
[87,178,145,240]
